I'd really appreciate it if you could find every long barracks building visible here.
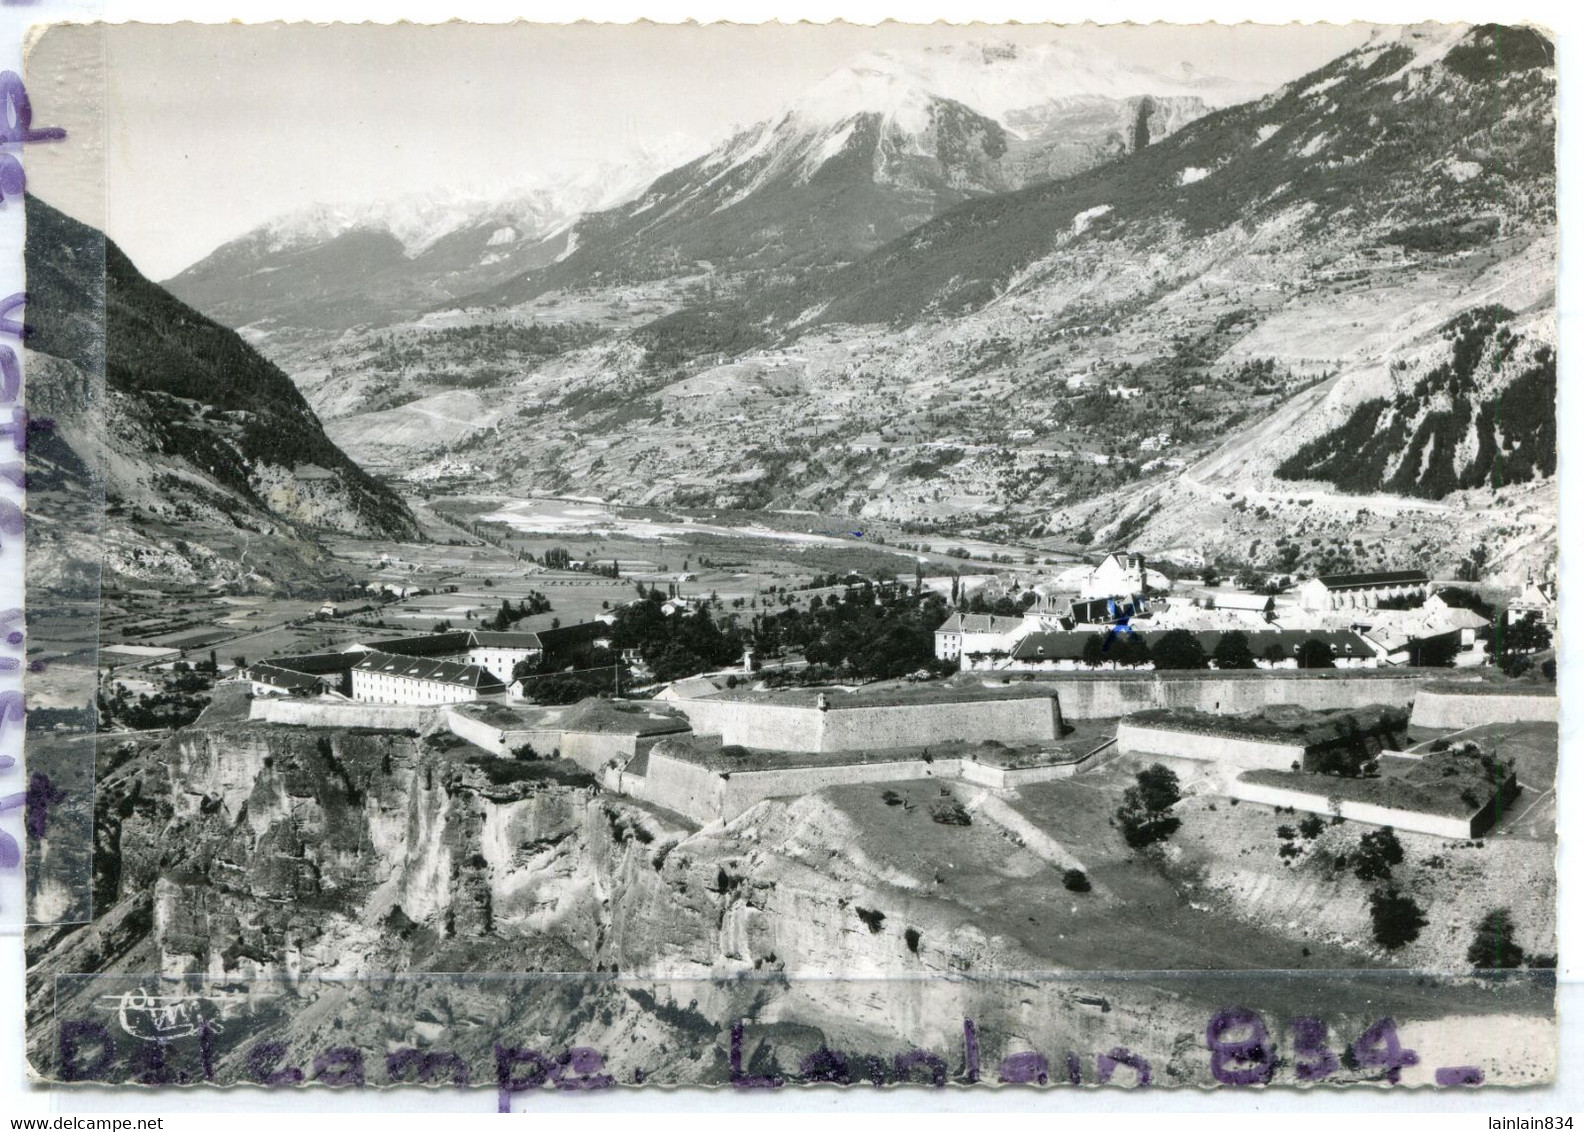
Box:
[245,622,609,707]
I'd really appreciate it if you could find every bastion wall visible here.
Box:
[1409,689,1558,729]
[671,695,1059,753]
[1115,721,1309,772]
[1226,770,1521,840]
[249,697,434,731]
[1043,672,1430,720]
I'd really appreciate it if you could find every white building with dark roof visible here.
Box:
[1298,570,1429,611]
[465,630,544,683]
[351,651,508,705]
[248,662,329,697]
[933,612,1030,662]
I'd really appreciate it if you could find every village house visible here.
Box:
[1352,595,1490,665]
[1209,591,1276,620]
[1508,575,1558,627]
[247,661,333,697]
[1297,569,1430,611]
[933,612,1029,662]
[1081,551,1149,599]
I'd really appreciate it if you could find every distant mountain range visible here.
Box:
[82,24,1559,589]
[166,39,1258,332]
[26,195,417,588]
[163,144,702,333]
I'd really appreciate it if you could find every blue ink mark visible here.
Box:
[1351,1017,1418,1085]
[1096,1047,1151,1087]
[1434,1065,1484,1086]
[1290,1016,1339,1082]
[997,1050,1049,1085]
[0,293,27,340]
[0,73,66,143]
[1206,1007,1275,1086]
[729,1020,783,1089]
[1101,594,1145,652]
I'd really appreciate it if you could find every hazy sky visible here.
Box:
[27,20,1377,279]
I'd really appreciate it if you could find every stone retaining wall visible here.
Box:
[1226,771,1521,840]
[1040,672,1431,720]
[1409,689,1558,729]
[249,697,433,731]
[1115,720,1308,771]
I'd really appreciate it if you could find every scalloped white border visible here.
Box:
[0,0,1577,1119]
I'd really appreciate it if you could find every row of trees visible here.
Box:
[1074,629,1343,671]
[481,592,552,632]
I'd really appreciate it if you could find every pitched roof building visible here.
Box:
[933,613,1030,661]
[1298,570,1430,611]
[351,650,508,705]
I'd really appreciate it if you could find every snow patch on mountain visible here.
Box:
[790,39,1268,135]
[1372,22,1471,85]
[1177,166,1211,186]
[1072,204,1112,234]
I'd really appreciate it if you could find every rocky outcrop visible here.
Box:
[27,722,1554,1088]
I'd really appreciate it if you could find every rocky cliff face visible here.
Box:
[26,723,1553,1089]
[24,194,418,589]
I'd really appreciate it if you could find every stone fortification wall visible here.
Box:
[1038,672,1431,720]
[664,696,741,736]
[719,703,826,751]
[442,708,559,756]
[816,696,1059,753]
[560,731,643,775]
[1115,720,1308,772]
[1226,771,1520,840]
[718,758,961,820]
[630,752,729,823]
[678,693,1058,752]
[249,697,433,731]
[1409,689,1558,729]
[625,742,1112,825]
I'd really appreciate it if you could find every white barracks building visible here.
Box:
[350,651,507,705]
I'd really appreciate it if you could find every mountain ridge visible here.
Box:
[26,194,418,588]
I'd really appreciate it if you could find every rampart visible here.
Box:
[672,692,1060,753]
[1227,769,1521,840]
[1115,720,1307,772]
[443,708,560,759]
[1030,671,1434,720]
[1409,688,1558,729]
[249,697,433,731]
[616,739,1116,824]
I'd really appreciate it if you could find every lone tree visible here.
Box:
[1116,763,1183,849]
[1297,638,1337,669]
[1212,630,1258,670]
[1152,629,1209,670]
[1353,826,1404,882]
[1369,888,1428,950]
[1135,764,1183,811]
[1467,908,1527,970]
